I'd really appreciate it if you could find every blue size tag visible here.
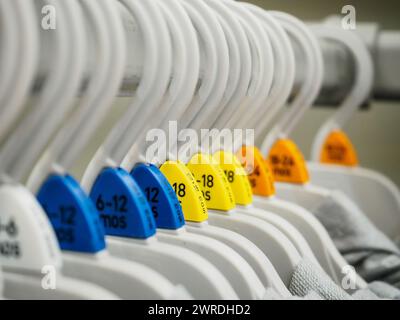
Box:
[90,167,155,239]
[131,163,185,230]
[37,174,106,253]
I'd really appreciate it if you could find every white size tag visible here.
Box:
[0,185,61,273]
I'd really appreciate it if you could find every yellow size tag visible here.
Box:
[187,153,236,211]
[320,130,358,167]
[160,160,208,222]
[237,146,276,197]
[268,139,310,184]
[213,151,253,206]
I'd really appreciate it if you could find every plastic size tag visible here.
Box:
[131,163,185,230]
[90,168,156,239]
[0,185,62,272]
[237,146,276,197]
[37,174,106,253]
[160,161,208,222]
[268,139,310,184]
[0,209,21,263]
[187,153,236,211]
[213,151,253,205]
[320,130,359,167]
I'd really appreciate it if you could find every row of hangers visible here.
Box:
[0,0,399,300]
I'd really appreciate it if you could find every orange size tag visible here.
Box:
[268,139,310,184]
[320,130,358,167]
[237,146,276,197]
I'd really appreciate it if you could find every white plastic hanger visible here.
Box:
[172,0,299,294]
[23,0,88,190]
[171,0,230,162]
[0,0,77,182]
[28,0,135,191]
[261,17,368,233]
[202,0,252,143]
[212,3,320,267]
[108,0,173,170]
[0,0,19,123]
[187,0,293,296]
[0,0,17,127]
[308,25,400,242]
[0,0,39,144]
[193,0,324,280]
[81,0,172,190]
[105,0,269,300]
[0,0,122,300]
[134,0,277,300]
[234,5,353,285]
[126,0,201,167]
[252,13,370,287]
[108,0,290,297]
[103,0,240,300]
[205,0,305,287]
[218,7,357,288]
[0,183,121,300]
[119,0,287,294]
[259,11,324,154]
[0,0,19,112]
[23,0,191,300]
[147,0,272,300]
[76,0,238,300]
[51,0,195,300]
[160,0,303,289]
[119,0,197,169]
[186,0,295,298]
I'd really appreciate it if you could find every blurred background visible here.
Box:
[243,0,400,29]
[244,0,400,186]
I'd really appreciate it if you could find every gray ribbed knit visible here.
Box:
[312,190,400,289]
[289,259,351,300]
[367,281,400,299]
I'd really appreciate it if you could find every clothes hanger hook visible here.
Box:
[260,12,324,155]
[310,25,375,162]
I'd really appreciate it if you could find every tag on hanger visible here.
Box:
[89,168,155,239]
[160,160,208,222]
[138,161,269,299]
[187,153,236,211]
[0,184,121,300]
[238,146,276,196]
[320,130,359,166]
[97,167,238,300]
[38,173,187,300]
[131,163,185,230]
[213,151,253,205]
[268,139,310,184]
[37,175,106,253]
[0,184,61,271]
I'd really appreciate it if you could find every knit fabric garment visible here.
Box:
[367,281,400,299]
[265,261,398,300]
[312,190,400,289]
[352,288,381,300]
[288,259,351,300]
